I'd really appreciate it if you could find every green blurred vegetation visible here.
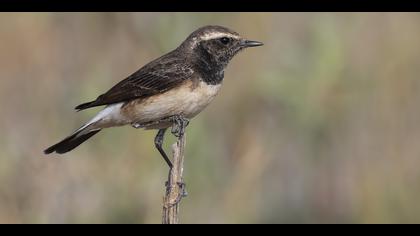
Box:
[1,12,420,223]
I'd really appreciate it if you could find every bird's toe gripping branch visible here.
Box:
[164,180,188,208]
[170,115,189,138]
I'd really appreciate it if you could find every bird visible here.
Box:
[44,25,263,168]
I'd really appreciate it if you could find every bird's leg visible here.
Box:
[154,128,173,169]
[133,114,189,169]
[170,115,190,138]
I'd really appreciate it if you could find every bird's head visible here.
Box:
[180,25,263,69]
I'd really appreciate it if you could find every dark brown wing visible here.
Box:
[75,55,193,110]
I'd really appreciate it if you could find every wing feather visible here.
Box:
[75,54,193,111]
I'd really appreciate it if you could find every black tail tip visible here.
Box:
[75,101,96,111]
[43,129,101,155]
[43,143,62,155]
[44,148,54,155]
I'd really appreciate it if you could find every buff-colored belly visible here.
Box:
[120,80,222,128]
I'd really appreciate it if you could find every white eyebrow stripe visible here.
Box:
[199,32,240,41]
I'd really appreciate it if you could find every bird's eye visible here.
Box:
[220,37,230,45]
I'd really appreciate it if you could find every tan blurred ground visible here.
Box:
[1,13,420,223]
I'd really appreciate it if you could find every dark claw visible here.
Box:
[171,125,180,137]
[177,181,188,197]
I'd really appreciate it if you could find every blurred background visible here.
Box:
[1,12,420,223]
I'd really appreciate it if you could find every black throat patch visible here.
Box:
[192,44,225,85]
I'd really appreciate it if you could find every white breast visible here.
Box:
[126,80,222,124]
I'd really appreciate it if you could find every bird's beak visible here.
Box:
[241,39,264,48]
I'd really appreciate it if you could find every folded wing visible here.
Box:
[76,55,193,111]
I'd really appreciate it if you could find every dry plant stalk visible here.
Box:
[162,132,187,224]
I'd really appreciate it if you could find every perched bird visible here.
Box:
[44,25,263,168]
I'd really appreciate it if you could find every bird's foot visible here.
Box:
[177,181,188,198]
[170,115,189,137]
[164,179,188,207]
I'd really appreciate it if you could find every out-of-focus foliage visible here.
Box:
[1,13,420,223]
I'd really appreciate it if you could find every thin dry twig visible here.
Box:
[162,132,187,224]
